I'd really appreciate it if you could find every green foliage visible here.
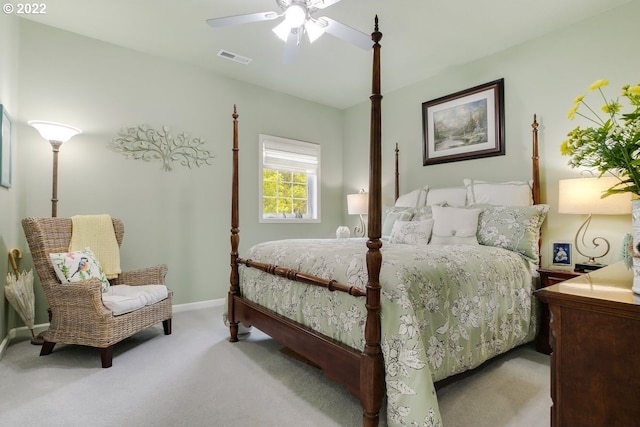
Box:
[263,169,308,216]
[561,80,640,197]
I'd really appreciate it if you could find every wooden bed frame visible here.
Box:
[228,17,541,427]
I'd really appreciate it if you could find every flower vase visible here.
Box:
[633,200,640,294]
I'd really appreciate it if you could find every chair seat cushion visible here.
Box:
[102,284,169,316]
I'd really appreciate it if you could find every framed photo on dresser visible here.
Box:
[552,242,571,266]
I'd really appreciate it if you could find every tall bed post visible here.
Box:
[361,16,384,427]
[531,114,541,267]
[394,143,399,202]
[531,114,540,205]
[229,105,240,343]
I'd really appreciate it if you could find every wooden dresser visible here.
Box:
[535,262,640,427]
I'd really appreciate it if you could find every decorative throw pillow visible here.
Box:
[476,204,549,262]
[49,247,110,292]
[464,178,533,206]
[389,219,434,245]
[382,206,415,240]
[430,205,481,245]
[411,205,434,221]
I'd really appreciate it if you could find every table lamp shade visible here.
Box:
[558,177,631,215]
[347,193,368,215]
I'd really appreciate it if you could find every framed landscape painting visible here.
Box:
[422,79,504,166]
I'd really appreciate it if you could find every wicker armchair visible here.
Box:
[22,217,172,368]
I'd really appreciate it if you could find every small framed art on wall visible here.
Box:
[0,104,12,188]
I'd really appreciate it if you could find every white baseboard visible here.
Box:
[0,298,226,361]
[172,298,225,313]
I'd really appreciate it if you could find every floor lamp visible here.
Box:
[27,120,82,345]
[558,176,631,271]
[28,120,82,217]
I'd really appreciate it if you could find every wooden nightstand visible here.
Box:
[535,267,584,354]
[535,262,640,427]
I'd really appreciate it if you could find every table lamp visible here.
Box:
[558,176,631,271]
[347,190,368,237]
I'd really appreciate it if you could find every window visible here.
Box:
[259,134,320,223]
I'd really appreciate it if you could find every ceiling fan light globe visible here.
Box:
[272,20,291,42]
[305,20,325,43]
[284,4,306,28]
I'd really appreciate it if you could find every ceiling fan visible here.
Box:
[206,0,372,64]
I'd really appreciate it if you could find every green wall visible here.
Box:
[3,18,345,340]
[0,12,21,344]
[343,1,639,267]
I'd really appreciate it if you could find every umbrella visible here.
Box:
[5,248,36,342]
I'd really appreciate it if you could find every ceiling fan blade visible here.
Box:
[283,30,300,64]
[317,17,371,50]
[309,0,344,9]
[206,11,279,28]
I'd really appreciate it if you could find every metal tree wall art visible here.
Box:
[111,125,215,171]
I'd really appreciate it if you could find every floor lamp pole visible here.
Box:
[50,141,61,217]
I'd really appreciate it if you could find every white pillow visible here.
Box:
[464,178,533,206]
[49,247,110,292]
[389,219,434,245]
[425,187,467,206]
[395,186,428,208]
[430,206,481,245]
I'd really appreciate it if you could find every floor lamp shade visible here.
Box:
[28,120,82,217]
[28,120,82,143]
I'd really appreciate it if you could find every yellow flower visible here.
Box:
[588,79,609,91]
[559,139,572,156]
[567,103,579,119]
[601,101,621,114]
[561,79,640,197]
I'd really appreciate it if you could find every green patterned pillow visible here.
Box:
[476,204,549,262]
[382,206,415,240]
[389,219,434,245]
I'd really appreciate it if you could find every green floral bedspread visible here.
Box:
[239,238,537,427]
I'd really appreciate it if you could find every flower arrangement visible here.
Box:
[560,79,640,197]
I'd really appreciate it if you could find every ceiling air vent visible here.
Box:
[217,49,252,65]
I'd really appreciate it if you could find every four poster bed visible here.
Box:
[227,18,546,427]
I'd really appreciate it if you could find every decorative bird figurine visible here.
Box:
[70,256,90,278]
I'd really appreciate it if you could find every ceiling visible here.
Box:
[22,0,631,109]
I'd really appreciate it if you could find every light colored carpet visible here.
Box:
[0,305,550,426]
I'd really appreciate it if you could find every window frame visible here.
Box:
[258,134,321,224]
